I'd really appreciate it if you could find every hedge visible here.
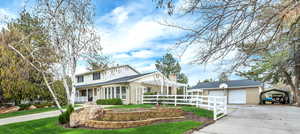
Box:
[96,98,123,105]
[58,105,74,124]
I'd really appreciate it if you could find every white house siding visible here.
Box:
[75,66,138,87]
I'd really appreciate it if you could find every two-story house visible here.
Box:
[75,65,187,104]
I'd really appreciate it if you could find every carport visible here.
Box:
[260,89,290,104]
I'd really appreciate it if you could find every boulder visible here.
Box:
[69,106,104,127]
[0,106,20,114]
[27,105,37,110]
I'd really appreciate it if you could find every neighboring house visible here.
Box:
[188,80,263,104]
[75,65,187,104]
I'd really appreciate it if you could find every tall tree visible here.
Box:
[0,11,63,110]
[219,72,229,82]
[155,53,188,84]
[154,0,300,106]
[35,0,102,105]
[86,54,112,71]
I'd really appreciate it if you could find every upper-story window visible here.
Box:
[93,72,101,80]
[77,75,84,83]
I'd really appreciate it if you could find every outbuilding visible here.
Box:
[188,80,263,104]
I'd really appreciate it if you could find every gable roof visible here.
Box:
[189,79,262,90]
[75,65,140,76]
[75,72,154,88]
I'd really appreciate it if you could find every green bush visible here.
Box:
[96,98,123,105]
[144,92,157,95]
[35,102,54,108]
[58,105,74,124]
[18,104,31,110]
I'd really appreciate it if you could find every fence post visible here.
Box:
[195,95,199,107]
[224,96,227,114]
[175,95,177,106]
[213,97,217,120]
[156,94,159,104]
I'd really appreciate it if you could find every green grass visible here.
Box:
[0,105,81,119]
[109,104,155,109]
[0,117,202,134]
[180,106,213,118]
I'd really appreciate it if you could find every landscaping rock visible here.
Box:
[0,106,20,114]
[69,106,104,127]
[27,105,37,110]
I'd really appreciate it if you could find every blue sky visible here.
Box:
[0,0,242,86]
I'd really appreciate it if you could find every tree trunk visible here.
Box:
[42,72,63,113]
[70,56,77,106]
[283,71,297,103]
[62,63,70,104]
[294,32,300,106]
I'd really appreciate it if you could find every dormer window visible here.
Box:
[93,72,101,80]
[77,76,84,83]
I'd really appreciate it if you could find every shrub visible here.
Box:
[144,92,157,95]
[35,102,54,108]
[18,104,31,110]
[96,98,123,105]
[58,105,74,124]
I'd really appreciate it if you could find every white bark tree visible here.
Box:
[35,0,102,105]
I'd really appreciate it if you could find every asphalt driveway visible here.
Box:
[194,105,300,134]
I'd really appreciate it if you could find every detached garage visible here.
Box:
[188,80,263,104]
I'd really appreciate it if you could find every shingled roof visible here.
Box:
[189,79,262,90]
[75,72,154,88]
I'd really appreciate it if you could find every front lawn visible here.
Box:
[0,107,58,119]
[0,117,202,134]
[180,106,213,118]
[0,105,81,119]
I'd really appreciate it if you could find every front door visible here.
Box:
[88,89,93,101]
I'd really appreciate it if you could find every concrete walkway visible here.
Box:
[193,105,300,134]
[0,105,112,126]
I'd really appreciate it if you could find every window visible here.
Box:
[79,90,86,96]
[144,87,151,93]
[105,88,107,99]
[93,72,101,80]
[116,87,120,98]
[77,76,84,83]
[121,86,126,99]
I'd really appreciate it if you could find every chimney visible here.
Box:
[169,74,177,82]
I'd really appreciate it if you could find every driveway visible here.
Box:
[0,105,112,126]
[194,105,300,134]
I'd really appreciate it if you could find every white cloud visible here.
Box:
[113,53,131,59]
[99,6,129,25]
[131,50,154,58]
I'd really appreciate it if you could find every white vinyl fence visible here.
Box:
[142,95,227,120]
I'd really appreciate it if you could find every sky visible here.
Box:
[0,0,243,86]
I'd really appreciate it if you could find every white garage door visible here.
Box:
[208,90,225,96]
[228,89,246,104]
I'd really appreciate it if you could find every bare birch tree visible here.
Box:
[35,0,102,105]
[155,0,300,106]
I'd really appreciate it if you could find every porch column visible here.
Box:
[86,89,88,101]
[160,78,164,95]
[120,86,122,99]
[114,87,117,98]
[167,84,169,95]
[110,87,113,99]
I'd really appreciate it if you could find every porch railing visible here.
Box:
[75,96,88,103]
[142,95,227,120]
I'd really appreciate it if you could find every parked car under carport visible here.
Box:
[260,89,290,104]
